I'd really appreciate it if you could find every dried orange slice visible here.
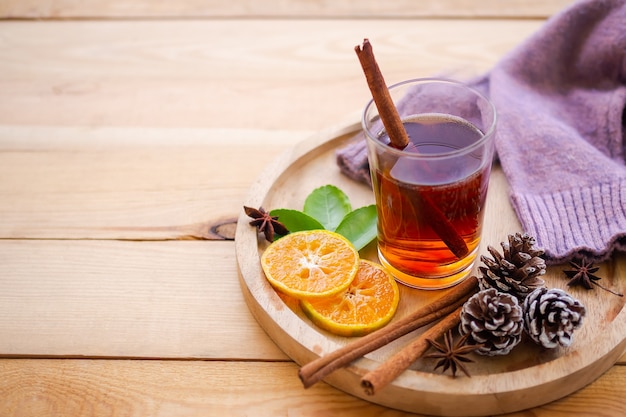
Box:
[301,259,400,336]
[260,230,360,299]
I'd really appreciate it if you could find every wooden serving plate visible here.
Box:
[235,122,626,416]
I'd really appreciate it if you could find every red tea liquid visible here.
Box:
[372,114,491,289]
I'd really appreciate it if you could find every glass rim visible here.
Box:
[361,77,497,159]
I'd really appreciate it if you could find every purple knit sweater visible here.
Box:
[337,0,626,264]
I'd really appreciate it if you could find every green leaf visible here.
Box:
[269,208,324,236]
[335,205,378,251]
[303,185,352,231]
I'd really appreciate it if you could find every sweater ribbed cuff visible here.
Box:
[511,179,626,264]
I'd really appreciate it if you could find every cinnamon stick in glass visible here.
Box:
[355,39,469,259]
[355,39,410,150]
[298,276,478,388]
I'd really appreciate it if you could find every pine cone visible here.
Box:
[523,288,586,349]
[459,288,524,356]
[478,233,546,301]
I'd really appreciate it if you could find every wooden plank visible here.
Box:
[0,359,624,417]
[0,240,286,360]
[0,0,575,19]
[0,126,308,240]
[0,19,542,130]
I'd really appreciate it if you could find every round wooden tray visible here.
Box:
[235,122,626,416]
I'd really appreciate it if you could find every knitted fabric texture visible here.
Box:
[336,0,626,264]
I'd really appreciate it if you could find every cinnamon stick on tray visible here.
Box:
[298,276,478,389]
[361,305,463,396]
[355,39,469,259]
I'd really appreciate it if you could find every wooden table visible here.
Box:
[1,1,624,415]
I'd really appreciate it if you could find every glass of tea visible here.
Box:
[363,78,497,289]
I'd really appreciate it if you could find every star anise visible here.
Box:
[563,259,623,296]
[243,206,289,242]
[424,331,481,377]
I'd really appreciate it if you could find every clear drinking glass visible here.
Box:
[363,78,497,289]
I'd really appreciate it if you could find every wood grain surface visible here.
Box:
[0,126,302,239]
[1,0,575,19]
[0,1,624,415]
[236,123,626,415]
[0,359,624,417]
[0,19,540,130]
